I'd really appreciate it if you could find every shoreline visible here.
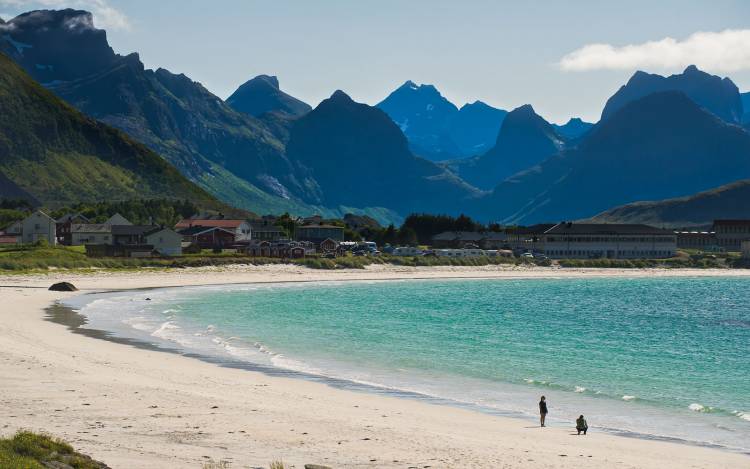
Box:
[2,264,749,468]
[49,286,748,456]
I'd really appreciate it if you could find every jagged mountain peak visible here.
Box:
[0,8,117,83]
[602,64,742,123]
[329,89,353,102]
[226,73,311,118]
[250,74,280,89]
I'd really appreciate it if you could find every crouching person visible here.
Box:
[576,415,588,435]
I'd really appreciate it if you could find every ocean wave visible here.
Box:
[689,403,709,412]
[574,386,587,393]
[151,321,181,340]
[622,395,637,401]
[733,411,750,422]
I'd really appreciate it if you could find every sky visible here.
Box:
[1,0,750,123]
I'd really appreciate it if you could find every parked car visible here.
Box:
[521,252,534,258]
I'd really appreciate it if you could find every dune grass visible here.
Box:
[0,430,106,468]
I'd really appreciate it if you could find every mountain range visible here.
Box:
[601,65,743,123]
[2,8,750,227]
[483,91,750,224]
[450,104,566,190]
[285,90,480,214]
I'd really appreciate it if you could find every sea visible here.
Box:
[61,276,750,453]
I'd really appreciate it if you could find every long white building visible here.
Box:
[542,223,676,259]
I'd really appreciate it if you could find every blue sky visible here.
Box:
[1,0,749,123]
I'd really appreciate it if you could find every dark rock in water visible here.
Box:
[48,282,78,292]
[305,465,332,469]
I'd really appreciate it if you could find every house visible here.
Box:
[145,227,182,256]
[21,210,57,245]
[503,224,555,253]
[175,218,251,241]
[248,221,286,241]
[319,238,339,253]
[112,225,160,246]
[295,224,345,244]
[105,213,132,226]
[243,240,312,258]
[675,230,719,251]
[56,213,90,245]
[177,226,236,249]
[712,220,750,251]
[71,224,113,246]
[542,223,676,259]
[742,241,750,259]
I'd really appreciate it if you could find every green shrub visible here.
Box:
[0,431,105,469]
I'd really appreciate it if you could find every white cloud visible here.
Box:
[0,0,130,31]
[559,29,750,73]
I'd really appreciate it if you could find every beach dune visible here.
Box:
[1,264,749,468]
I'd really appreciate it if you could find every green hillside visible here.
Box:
[587,179,750,227]
[0,52,222,209]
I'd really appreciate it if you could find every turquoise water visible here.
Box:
[70,277,750,451]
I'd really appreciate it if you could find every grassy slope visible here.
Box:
[588,179,750,227]
[0,52,223,210]
[201,163,404,225]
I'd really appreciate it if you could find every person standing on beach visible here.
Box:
[539,396,548,427]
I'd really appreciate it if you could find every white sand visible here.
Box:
[1,264,749,468]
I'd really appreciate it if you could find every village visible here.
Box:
[2,209,749,262]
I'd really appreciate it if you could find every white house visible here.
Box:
[145,227,183,256]
[21,210,57,245]
[742,240,750,259]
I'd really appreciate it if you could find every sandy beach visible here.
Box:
[2,264,749,468]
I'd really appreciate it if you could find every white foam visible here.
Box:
[622,395,636,401]
[689,403,706,412]
[574,386,586,393]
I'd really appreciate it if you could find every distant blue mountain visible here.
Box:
[446,101,507,156]
[601,65,743,124]
[376,81,459,160]
[552,117,594,139]
[226,75,311,118]
[454,104,565,190]
[742,91,749,124]
[482,91,750,224]
[376,81,506,160]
